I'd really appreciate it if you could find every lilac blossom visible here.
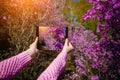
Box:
[83,0,120,79]
[91,76,99,80]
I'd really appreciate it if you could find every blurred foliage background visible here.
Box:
[63,0,97,33]
[0,0,97,80]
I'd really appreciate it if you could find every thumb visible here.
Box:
[30,37,38,48]
[34,37,38,45]
[69,42,74,50]
[65,38,69,46]
[36,49,40,53]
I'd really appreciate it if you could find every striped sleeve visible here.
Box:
[0,51,32,80]
[37,51,67,80]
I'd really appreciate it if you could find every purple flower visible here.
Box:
[72,73,78,78]
[96,26,100,33]
[113,2,120,9]
[105,11,113,20]
[112,0,117,4]
[82,14,91,20]
[91,76,99,80]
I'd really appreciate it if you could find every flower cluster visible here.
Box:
[83,0,120,79]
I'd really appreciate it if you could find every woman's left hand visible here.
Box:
[26,37,39,57]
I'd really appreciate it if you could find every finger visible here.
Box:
[65,38,69,46]
[69,42,73,49]
[36,49,40,53]
[34,37,38,45]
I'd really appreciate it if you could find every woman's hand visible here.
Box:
[26,37,39,57]
[62,39,74,53]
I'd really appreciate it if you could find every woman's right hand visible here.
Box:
[62,39,74,53]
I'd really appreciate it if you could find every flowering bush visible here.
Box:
[45,0,120,79]
[82,0,120,79]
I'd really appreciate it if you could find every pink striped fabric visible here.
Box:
[0,51,67,80]
[0,51,32,80]
[37,51,67,80]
